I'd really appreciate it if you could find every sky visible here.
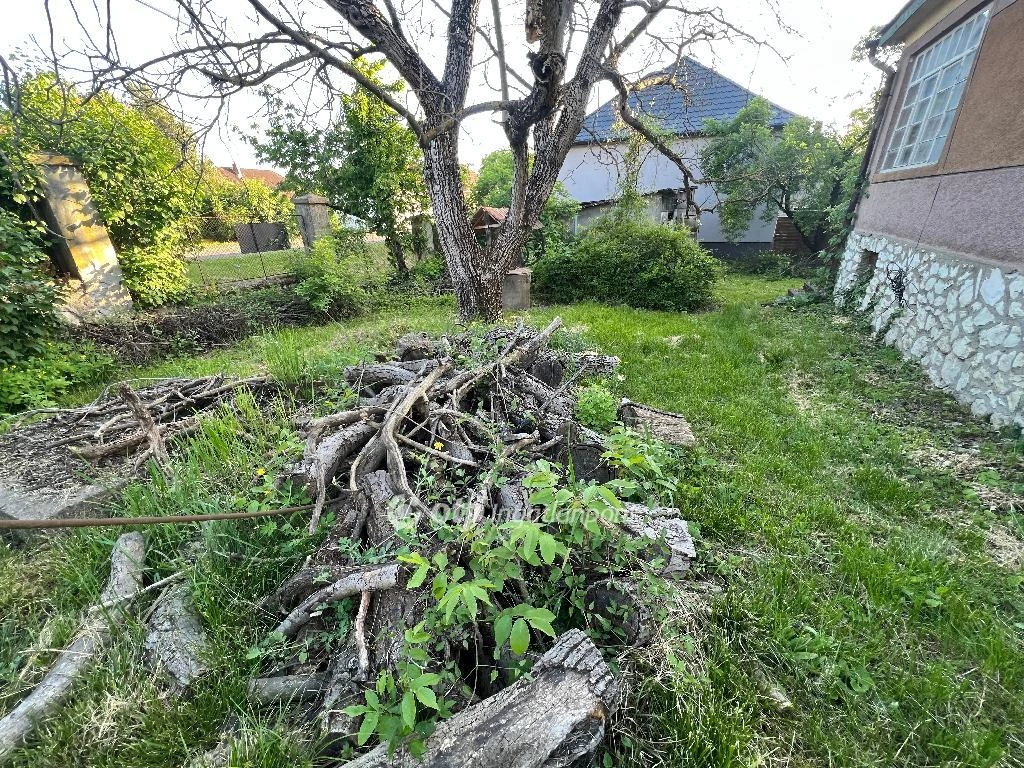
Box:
[1,0,907,170]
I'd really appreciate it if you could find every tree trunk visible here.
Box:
[383,229,409,276]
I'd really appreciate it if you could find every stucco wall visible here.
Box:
[558,139,778,245]
[834,231,1023,427]
[857,0,1024,268]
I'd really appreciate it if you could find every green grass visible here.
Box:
[3,273,1022,767]
[186,242,392,285]
[186,249,305,284]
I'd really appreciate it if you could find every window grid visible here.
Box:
[881,6,990,171]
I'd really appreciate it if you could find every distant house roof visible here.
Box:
[470,206,542,231]
[575,57,797,144]
[217,165,286,188]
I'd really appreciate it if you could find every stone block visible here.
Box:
[34,153,133,319]
[502,267,532,312]
[294,194,332,249]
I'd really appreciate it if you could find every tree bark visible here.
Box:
[336,629,618,768]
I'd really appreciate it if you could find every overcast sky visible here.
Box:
[2,0,906,169]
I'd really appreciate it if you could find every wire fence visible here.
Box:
[182,216,307,287]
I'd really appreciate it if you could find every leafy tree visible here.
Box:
[5,73,201,305]
[56,0,772,320]
[700,98,866,254]
[250,60,427,275]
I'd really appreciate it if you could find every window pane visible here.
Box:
[880,5,989,170]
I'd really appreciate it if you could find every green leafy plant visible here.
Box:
[0,210,61,365]
[292,232,370,317]
[575,384,618,432]
[0,342,115,413]
[533,216,720,312]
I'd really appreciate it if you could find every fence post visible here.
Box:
[294,194,332,250]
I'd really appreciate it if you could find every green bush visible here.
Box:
[574,384,618,432]
[117,242,192,308]
[0,342,114,413]
[0,211,61,365]
[292,232,370,317]
[534,217,720,311]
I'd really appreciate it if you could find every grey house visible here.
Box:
[557,57,797,257]
[835,0,1023,427]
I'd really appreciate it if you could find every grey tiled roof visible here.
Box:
[576,57,797,144]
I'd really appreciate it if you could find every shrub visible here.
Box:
[292,232,369,317]
[0,342,114,413]
[574,384,618,432]
[117,241,192,308]
[0,211,61,365]
[534,217,720,311]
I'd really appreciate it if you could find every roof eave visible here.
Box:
[876,0,932,46]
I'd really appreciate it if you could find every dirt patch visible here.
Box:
[910,444,1024,514]
[985,524,1024,571]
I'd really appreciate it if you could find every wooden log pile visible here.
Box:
[250,319,696,765]
[0,320,700,766]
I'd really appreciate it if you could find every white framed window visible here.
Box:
[881,6,990,171]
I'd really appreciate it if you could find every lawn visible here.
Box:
[185,249,305,285]
[3,273,1022,767]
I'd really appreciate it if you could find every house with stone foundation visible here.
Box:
[835,0,1024,427]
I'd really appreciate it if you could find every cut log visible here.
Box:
[528,352,564,388]
[620,503,695,576]
[249,673,328,705]
[344,364,417,393]
[336,629,618,768]
[143,584,210,693]
[395,333,438,362]
[584,578,652,646]
[618,399,696,448]
[0,532,145,761]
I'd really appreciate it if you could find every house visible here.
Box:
[216,163,287,189]
[557,57,797,258]
[834,0,1023,427]
[470,206,541,247]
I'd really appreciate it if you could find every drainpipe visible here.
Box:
[845,39,897,228]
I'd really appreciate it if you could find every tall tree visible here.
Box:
[699,97,867,254]
[250,60,428,275]
[26,0,779,320]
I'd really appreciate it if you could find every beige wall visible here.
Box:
[856,0,1024,268]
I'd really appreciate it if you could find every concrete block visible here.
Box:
[502,267,532,311]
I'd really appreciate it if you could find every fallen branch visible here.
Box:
[274,563,402,638]
[0,532,146,761]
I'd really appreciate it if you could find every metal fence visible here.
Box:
[183,216,307,287]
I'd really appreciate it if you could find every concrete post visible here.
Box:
[294,194,332,249]
[33,153,133,318]
[502,267,532,311]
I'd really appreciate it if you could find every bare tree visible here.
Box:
[33,0,782,320]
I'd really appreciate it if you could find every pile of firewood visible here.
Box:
[244,318,696,766]
[4,375,272,474]
[0,320,699,767]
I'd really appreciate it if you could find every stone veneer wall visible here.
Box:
[834,230,1024,428]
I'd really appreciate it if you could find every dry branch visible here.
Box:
[0,533,145,761]
[274,563,402,638]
